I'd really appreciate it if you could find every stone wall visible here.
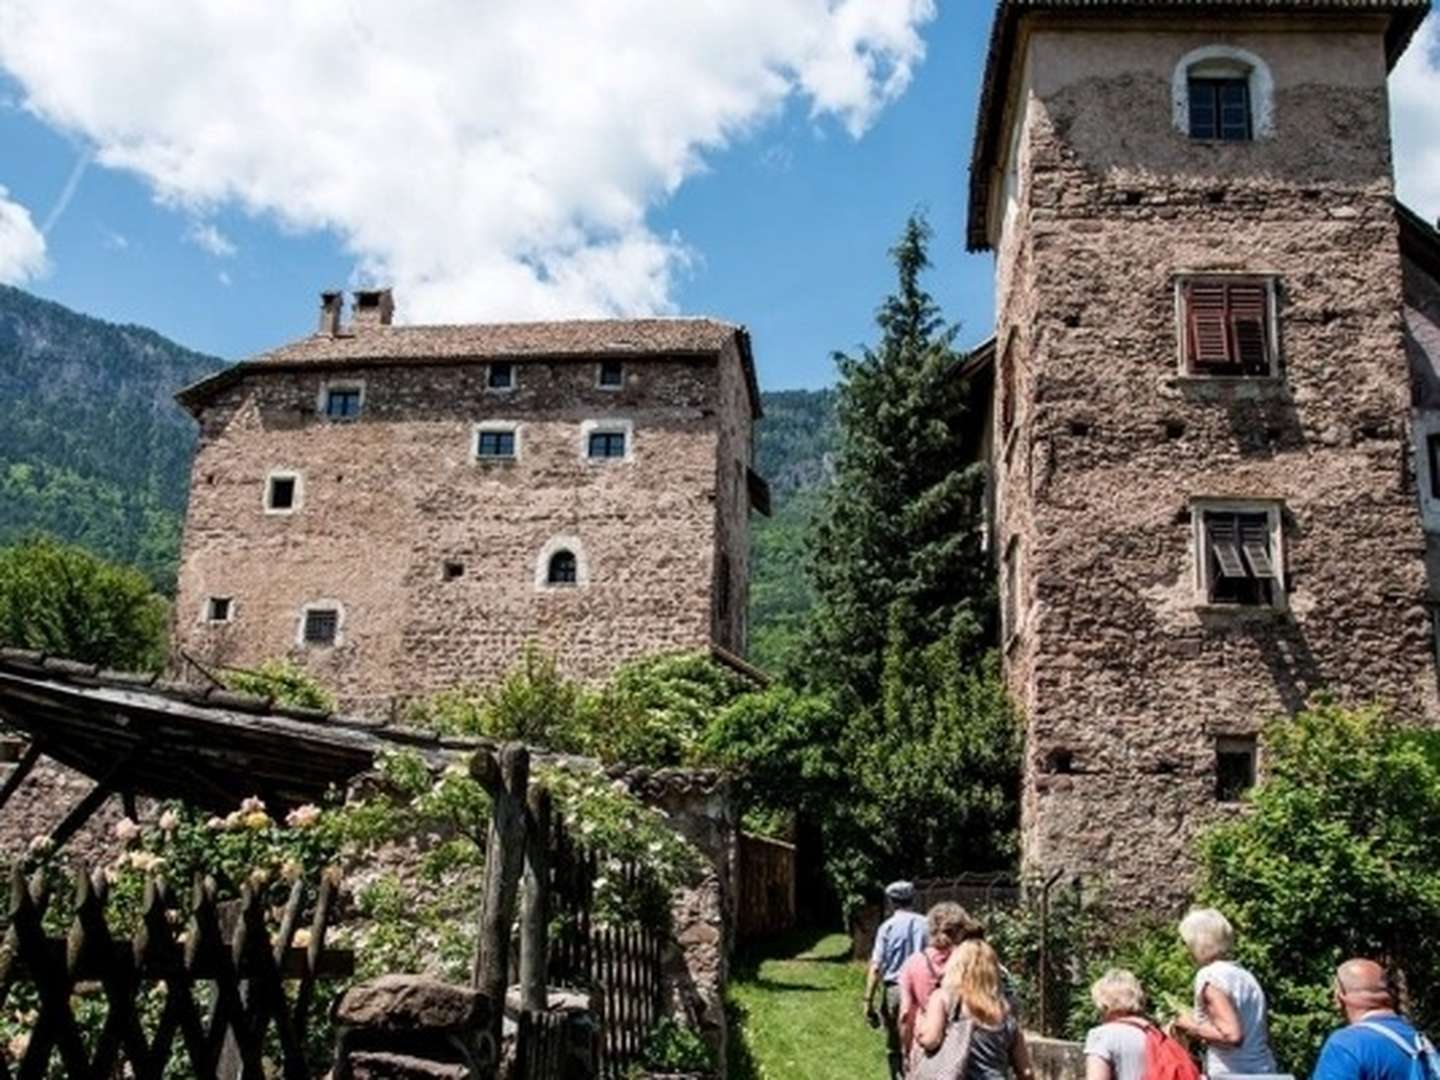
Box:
[173,353,755,716]
[990,19,1436,909]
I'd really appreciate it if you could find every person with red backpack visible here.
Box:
[1084,969,1201,1080]
[1311,959,1440,1080]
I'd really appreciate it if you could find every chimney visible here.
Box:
[351,288,395,329]
[318,290,344,336]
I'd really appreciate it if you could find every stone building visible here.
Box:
[963,0,1439,905]
[172,291,765,715]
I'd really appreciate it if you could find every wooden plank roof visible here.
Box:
[0,649,732,816]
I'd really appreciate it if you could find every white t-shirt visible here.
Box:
[1194,960,1278,1076]
[1084,1020,1149,1080]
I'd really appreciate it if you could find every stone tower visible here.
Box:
[172,293,766,717]
[966,0,1435,906]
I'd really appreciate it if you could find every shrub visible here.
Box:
[222,658,336,712]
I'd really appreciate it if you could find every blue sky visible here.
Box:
[1,3,1436,392]
[0,2,993,391]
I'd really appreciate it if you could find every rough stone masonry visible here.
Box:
[171,297,764,717]
[967,1,1439,908]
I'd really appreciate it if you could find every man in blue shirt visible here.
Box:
[864,881,929,1079]
[1312,959,1431,1080]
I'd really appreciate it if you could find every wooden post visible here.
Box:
[519,783,552,1013]
[0,740,42,813]
[471,743,530,1003]
[48,770,121,851]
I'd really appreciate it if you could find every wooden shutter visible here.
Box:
[1228,285,1270,374]
[1239,514,1276,578]
[1206,514,1247,578]
[1186,283,1232,370]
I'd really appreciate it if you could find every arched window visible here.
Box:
[1173,47,1273,141]
[547,550,578,586]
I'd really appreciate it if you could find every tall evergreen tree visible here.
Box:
[804,214,995,705]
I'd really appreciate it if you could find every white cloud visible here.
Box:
[0,185,46,285]
[0,0,934,322]
[1393,16,1440,224]
[186,220,237,258]
[217,269,232,287]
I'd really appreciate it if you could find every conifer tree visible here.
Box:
[804,214,995,706]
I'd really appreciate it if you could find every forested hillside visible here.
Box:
[749,390,836,671]
[0,285,837,649]
[0,286,224,589]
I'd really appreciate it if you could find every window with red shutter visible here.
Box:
[1182,279,1275,376]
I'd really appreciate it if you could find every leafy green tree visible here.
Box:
[804,213,993,702]
[1192,699,1440,1072]
[0,535,168,671]
[221,658,337,712]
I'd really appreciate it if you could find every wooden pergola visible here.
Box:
[0,649,459,851]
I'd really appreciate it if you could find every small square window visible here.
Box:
[1189,78,1252,141]
[267,475,297,512]
[1216,736,1257,802]
[587,431,627,459]
[1200,507,1281,607]
[598,360,624,389]
[488,362,515,390]
[443,561,465,581]
[206,597,232,623]
[324,387,363,420]
[547,550,578,585]
[303,608,339,646]
[476,430,517,459]
[1180,279,1275,377]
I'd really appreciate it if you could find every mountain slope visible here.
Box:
[0,286,225,588]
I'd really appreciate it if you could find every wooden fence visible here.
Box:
[0,865,351,1079]
[737,833,796,941]
[546,820,666,1078]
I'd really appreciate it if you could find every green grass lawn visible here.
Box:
[728,930,889,1080]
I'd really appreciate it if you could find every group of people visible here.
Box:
[864,881,1435,1080]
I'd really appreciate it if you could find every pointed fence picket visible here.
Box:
[0,865,351,1079]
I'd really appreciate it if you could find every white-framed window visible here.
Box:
[474,421,521,462]
[203,596,234,624]
[297,601,345,647]
[1172,46,1273,140]
[1174,275,1280,378]
[1002,535,1021,645]
[487,361,516,392]
[535,536,588,590]
[264,470,302,515]
[581,419,633,462]
[597,359,625,390]
[1413,410,1440,529]
[319,381,365,421]
[1193,499,1286,609]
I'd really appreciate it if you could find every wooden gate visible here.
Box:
[0,866,351,1078]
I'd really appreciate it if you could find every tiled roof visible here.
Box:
[967,0,1432,251]
[177,317,762,417]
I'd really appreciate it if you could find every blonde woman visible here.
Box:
[916,939,1034,1080]
[1171,908,1277,1076]
[1083,969,1151,1080]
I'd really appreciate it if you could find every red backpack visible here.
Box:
[1118,1018,1203,1080]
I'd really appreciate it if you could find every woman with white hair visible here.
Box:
[1083,969,1152,1080]
[1171,907,1277,1076]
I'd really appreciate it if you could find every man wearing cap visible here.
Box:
[865,881,929,1079]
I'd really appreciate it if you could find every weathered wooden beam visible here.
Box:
[471,743,529,1006]
[0,740,43,814]
[519,783,552,1013]
[47,757,132,852]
